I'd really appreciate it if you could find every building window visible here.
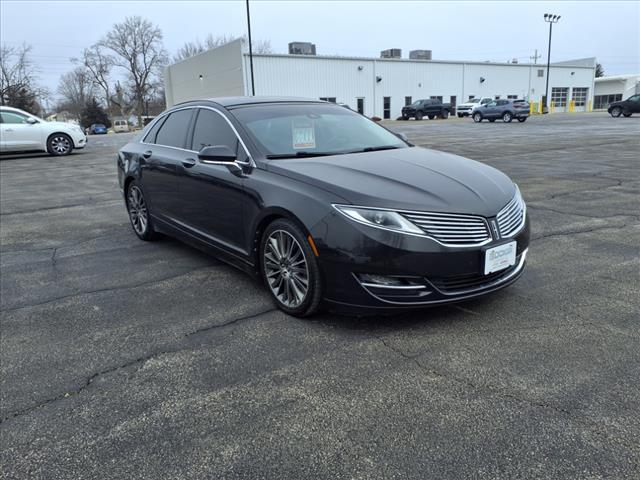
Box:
[383,96,391,119]
[571,87,588,107]
[430,96,443,102]
[468,95,475,101]
[356,98,365,114]
[405,96,412,106]
[537,69,544,77]
[551,87,569,107]
[594,94,622,109]
[507,94,518,99]
[319,97,337,103]
[494,95,501,100]
[450,95,456,108]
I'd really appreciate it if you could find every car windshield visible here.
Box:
[95,124,106,128]
[469,98,480,103]
[231,103,407,158]
[411,100,422,106]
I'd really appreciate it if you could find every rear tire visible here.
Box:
[502,112,513,123]
[260,219,322,317]
[610,106,622,117]
[47,133,73,156]
[440,110,449,119]
[126,181,157,241]
[457,113,463,118]
[518,117,527,123]
[473,112,483,123]
[415,111,423,120]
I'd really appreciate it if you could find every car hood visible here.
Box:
[266,147,516,217]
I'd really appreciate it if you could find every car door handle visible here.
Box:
[182,158,196,168]
[142,150,152,159]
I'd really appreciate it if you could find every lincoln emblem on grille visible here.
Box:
[490,220,500,239]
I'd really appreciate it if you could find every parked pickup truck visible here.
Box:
[402,99,452,120]
[456,97,492,117]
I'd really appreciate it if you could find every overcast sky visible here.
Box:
[1,0,638,103]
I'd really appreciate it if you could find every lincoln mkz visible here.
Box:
[117,97,530,316]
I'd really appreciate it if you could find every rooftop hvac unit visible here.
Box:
[380,48,402,59]
[288,42,316,55]
[409,50,432,60]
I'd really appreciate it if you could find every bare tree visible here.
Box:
[100,16,168,127]
[0,43,45,111]
[173,34,272,62]
[57,66,96,123]
[76,44,115,115]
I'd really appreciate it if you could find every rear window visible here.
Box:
[154,109,193,149]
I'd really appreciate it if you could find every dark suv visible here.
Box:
[608,94,640,117]
[472,100,530,123]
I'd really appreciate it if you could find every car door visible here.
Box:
[177,107,247,254]
[629,94,640,113]
[483,101,498,118]
[139,108,195,224]
[0,111,43,151]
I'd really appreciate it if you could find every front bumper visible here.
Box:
[71,132,87,149]
[311,211,531,313]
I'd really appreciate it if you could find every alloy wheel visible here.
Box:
[127,185,148,235]
[50,135,71,155]
[263,230,309,308]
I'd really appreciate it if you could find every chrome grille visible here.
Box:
[497,193,526,238]
[402,211,490,246]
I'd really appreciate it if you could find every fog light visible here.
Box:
[358,274,405,286]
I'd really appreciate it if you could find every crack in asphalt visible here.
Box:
[373,335,640,454]
[531,222,636,242]
[0,198,120,216]
[0,265,218,313]
[527,204,640,221]
[0,307,277,424]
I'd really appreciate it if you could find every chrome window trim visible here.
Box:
[140,105,255,168]
[332,204,492,248]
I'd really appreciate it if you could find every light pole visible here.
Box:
[543,13,560,113]
[246,0,255,96]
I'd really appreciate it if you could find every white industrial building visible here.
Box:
[164,39,597,118]
[593,74,640,109]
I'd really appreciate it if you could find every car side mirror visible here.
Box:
[26,117,38,124]
[198,145,236,163]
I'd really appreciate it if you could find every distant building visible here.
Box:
[164,39,597,118]
[593,74,640,109]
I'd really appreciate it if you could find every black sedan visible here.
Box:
[117,97,530,316]
[608,94,640,117]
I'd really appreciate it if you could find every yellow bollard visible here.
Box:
[569,100,575,113]
[588,100,592,112]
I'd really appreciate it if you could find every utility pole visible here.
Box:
[530,49,541,64]
[543,13,561,114]
[246,0,255,96]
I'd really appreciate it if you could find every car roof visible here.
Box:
[176,96,327,108]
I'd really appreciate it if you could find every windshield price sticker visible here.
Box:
[292,123,316,150]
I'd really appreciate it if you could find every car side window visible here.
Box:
[154,109,193,149]
[190,108,239,154]
[498,100,509,106]
[1,112,29,124]
[630,95,640,102]
[486,101,497,107]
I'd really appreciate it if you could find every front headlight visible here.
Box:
[333,205,423,235]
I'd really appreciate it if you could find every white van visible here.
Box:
[113,119,130,133]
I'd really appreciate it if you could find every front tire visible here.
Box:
[427,115,435,120]
[440,110,449,119]
[47,133,73,156]
[502,112,513,123]
[610,106,622,117]
[518,117,527,123]
[415,111,423,120]
[261,219,322,317]
[126,181,157,241]
[473,112,483,123]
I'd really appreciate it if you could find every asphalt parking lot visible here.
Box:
[1,112,639,479]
